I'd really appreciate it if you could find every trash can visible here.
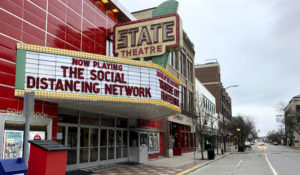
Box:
[207,148,215,160]
[27,140,69,175]
[0,158,27,175]
[238,145,245,152]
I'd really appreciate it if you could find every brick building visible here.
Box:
[131,5,197,157]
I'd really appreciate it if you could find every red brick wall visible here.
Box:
[195,65,220,83]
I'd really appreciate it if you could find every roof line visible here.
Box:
[111,0,136,21]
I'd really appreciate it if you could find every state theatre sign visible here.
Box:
[14,44,181,119]
[113,13,183,59]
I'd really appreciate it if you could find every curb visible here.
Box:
[176,152,230,175]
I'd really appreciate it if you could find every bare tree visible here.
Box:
[233,115,257,145]
[195,93,216,159]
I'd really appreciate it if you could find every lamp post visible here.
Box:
[221,85,238,153]
[236,128,240,150]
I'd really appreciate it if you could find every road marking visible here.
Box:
[236,159,244,167]
[265,153,278,175]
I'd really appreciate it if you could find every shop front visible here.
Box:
[56,108,129,170]
[13,43,181,170]
[168,115,196,156]
[138,119,166,159]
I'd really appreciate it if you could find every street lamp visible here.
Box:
[225,85,239,89]
[221,85,239,153]
[236,128,240,149]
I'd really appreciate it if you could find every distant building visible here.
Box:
[284,95,300,148]
[195,62,233,147]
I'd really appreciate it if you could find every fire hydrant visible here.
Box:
[221,148,224,154]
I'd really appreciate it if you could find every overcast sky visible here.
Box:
[118,0,300,136]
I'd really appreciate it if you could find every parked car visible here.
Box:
[245,141,251,148]
[273,141,278,145]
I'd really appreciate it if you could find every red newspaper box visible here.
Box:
[27,140,68,175]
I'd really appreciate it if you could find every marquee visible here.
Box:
[15,44,181,116]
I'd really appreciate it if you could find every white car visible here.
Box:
[245,141,251,147]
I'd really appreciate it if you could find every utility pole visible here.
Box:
[222,85,239,153]
[23,92,35,165]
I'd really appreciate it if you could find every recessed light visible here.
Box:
[112,8,119,13]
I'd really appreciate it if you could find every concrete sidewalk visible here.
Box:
[145,148,223,168]
[67,148,232,175]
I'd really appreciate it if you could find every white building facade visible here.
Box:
[195,78,218,149]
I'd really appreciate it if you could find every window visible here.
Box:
[106,38,113,56]
[181,86,186,110]
[169,51,176,68]
[187,91,190,112]
[297,105,300,115]
[116,118,128,128]
[181,52,186,76]
[187,60,193,82]
[189,91,193,112]
[179,52,182,73]
[149,132,160,153]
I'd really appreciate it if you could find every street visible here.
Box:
[189,144,300,175]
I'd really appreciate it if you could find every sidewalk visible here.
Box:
[67,148,231,175]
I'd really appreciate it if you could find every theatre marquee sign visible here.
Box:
[113,13,183,59]
[15,44,181,112]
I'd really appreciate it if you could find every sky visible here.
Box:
[118,0,300,136]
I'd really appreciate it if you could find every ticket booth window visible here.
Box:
[148,132,159,154]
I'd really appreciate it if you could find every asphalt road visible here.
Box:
[188,144,300,175]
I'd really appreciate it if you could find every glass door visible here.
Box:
[90,128,98,162]
[80,127,89,163]
[123,130,128,158]
[108,129,115,159]
[116,130,122,159]
[67,127,78,165]
[100,129,107,161]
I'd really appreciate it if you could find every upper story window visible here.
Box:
[106,38,113,56]
[181,85,186,110]
[179,52,182,73]
[296,105,300,113]
[169,51,177,68]
[181,52,186,76]
[188,90,193,112]
[188,60,193,82]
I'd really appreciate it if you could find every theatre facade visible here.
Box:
[0,0,184,170]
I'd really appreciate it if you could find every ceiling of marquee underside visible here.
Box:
[40,98,179,119]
